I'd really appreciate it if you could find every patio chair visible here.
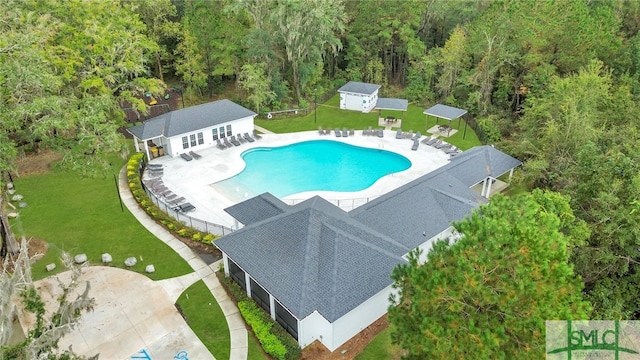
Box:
[335,128,342,137]
[436,141,452,150]
[377,129,384,138]
[342,128,348,137]
[318,126,324,135]
[244,132,255,142]
[325,129,331,135]
[230,135,241,146]
[180,153,193,161]
[412,131,422,141]
[216,139,226,150]
[176,202,196,213]
[147,163,163,170]
[430,139,443,148]
[349,129,355,136]
[395,129,403,139]
[189,151,202,160]
[422,136,437,145]
[224,137,232,147]
[167,196,186,206]
[411,139,420,151]
[405,130,414,139]
[368,126,373,136]
[237,134,246,144]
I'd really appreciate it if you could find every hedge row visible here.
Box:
[126,153,216,245]
[218,275,301,360]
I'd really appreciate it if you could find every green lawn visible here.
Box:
[256,94,481,150]
[176,280,231,360]
[11,155,192,281]
[355,328,401,360]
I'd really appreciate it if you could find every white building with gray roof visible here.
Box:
[127,99,257,159]
[216,145,521,352]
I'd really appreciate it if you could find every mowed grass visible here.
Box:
[176,280,232,360]
[11,155,192,281]
[255,94,481,150]
[355,328,402,360]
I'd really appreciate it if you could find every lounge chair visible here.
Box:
[412,131,422,141]
[342,128,348,137]
[147,163,163,170]
[230,135,241,146]
[431,139,443,148]
[335,128,342,137]
[244,132,255,142]
[224,137,232,147]
[405,130,413,139]
[368,126,373,136]
[325,129,331,135]
[189,151,202,160]
[253,130,262,140]
[216,139,226,150]
[421,136,436,145]
[349,129,355,136]
[176,202,196,213]
[318,126,324,135]
[180,153,193,161]
[377,129,384,138]
[411,139,420,151]
[436,141,452,150]
[237,134,246,143]
[395,129,403,139]
[167,196,186,206]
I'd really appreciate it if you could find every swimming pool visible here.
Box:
[211,140,411,200]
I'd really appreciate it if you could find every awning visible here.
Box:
[375,98,409,111]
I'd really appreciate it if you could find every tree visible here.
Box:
[436,25,469,100]
[389,191,591,359]
[272,0,346,104]
[239,63,276,114]
[0,240,95,360]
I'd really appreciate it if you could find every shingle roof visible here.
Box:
[216,196,408,322]
[337,81,381,95]
[375,98,409,111]
[224,193,289,226]
[423,104,468,120]
[127,99,257,140]
[219,145,521,323]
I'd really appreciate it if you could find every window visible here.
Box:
[212,128,218,140]
[228,260,246,290]
[182,136,188,149]
[219,126,225,138]
[197,132,204,145]
[190,134,196,147]
[226,125,232,136]
[275,301,298,340]
[250,279,270,313]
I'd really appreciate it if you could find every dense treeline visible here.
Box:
[2,0,640,356]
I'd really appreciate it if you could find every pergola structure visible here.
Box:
[423,104,469,139]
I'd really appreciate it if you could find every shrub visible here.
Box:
[177,228,188,237]
[202,234,215,244]
[239,301,288,360]
[192,232,202,241]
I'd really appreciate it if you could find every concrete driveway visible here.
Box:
[26,266,215,360]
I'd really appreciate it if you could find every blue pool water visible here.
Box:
[211,140,411,199]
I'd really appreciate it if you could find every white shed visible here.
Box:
[127,99,257,159]
[337,81,381,113]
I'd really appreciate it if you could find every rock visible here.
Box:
[46,263,56,272]
[102,253,112,263]
[145,264,155,273]
[6,182,13,189]
[74,253,88,264]
[7,212,18,219]
[7,189,15,195]
[124,257,137,267]
[11,194,23,201]
[18,202,27,208]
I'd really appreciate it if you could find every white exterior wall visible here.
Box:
[299,285,393,351]
[414,226,459,264]
[166,116,255,157]
[339,91,378,113]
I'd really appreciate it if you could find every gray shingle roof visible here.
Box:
[224,193,289,226]
[337,81,381,95]
[126,99,257,140]
[216,196,408,322]
[375,98,409,111]
[219,145,521,323]
[446,145,523,186]
[423,104,468,120]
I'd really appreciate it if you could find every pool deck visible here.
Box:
[147,130,451,229]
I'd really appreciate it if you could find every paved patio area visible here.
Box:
[147,130,452,229]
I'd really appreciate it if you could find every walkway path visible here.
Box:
[118,167,248,360]
[254,124,274,134]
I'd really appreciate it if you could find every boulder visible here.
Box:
[74,253,88,264]
[145,264,155,273]
[18,202,27,208]
[7,212,18,219]
[11,194,23,201]
[6,182,13,189]
[101,253,112,264]
[45,263,56,272]
[7,189,15,195]
[124,257,137,267]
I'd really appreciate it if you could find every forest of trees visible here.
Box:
[3,0,640,357]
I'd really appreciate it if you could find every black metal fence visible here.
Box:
[140,181,235,236]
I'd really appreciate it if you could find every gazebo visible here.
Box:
[423,104,469,139]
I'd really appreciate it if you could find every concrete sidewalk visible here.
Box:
[118,166,248,360]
